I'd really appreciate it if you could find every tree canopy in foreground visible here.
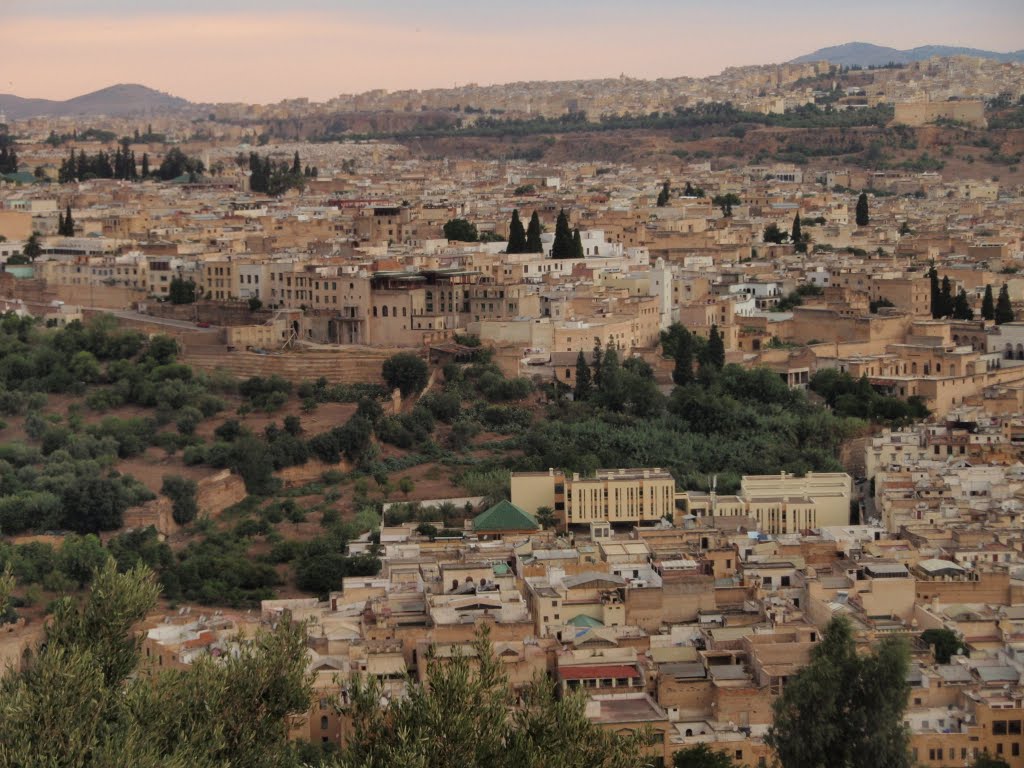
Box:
[766,617,912,768]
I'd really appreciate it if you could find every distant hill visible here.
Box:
[792,42,1024,67]
[0,84,190,120]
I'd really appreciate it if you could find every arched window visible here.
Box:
[382,306,388,317]
[320,716,329,730]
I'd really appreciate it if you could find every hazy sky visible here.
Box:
[6,0,1023,103]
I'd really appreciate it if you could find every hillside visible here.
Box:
[792,42,1024,67]
[0,84,190,120]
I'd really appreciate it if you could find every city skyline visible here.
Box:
[6,0,1024,103]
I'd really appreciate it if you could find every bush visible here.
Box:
[162,474,199,525]
[382,353,428,397]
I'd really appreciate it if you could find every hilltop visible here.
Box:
[0,84,190,120]
[792,41,1024,67]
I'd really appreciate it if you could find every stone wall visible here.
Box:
[277,459,352,488]
[122,469,247,536]
[180,347,404,385]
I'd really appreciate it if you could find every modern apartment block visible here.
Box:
[511,467,677,529]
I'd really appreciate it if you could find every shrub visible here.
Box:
[382,353,428,397]
[162,474,199,525]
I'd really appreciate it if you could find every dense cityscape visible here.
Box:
[1,5,1024,767]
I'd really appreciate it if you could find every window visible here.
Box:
[994,721,1007,735]
[321,716,329,730]
[1009,720,1022,735]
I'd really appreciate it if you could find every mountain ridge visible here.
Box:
[0,84,190,120]
[792,41,1024,67]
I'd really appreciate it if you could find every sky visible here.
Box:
[6,0,1024,103]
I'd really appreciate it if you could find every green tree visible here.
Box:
[506,209,527,254]
[981,284,995,321]
[939,276,954,318]
[0,560,313,767]
[168,275,197,304]
[572,228,585,259]
[711,192,740,216]
[525,210,543,253]
[382,352,429,397]
[928,265,941,318]
[573,349,592,400]
[140,152,150,178]
[248,296,263,312]
[766,617,911,768]
[398,476,415,498]
[855,191,870,226]
[763,223,788,244]
[673,743,734,768]
[792,213,805,253]
[339,625,647,768]
[157,147,204,181]
[672,328,694,386]
[535,505,557,530]
[443,218,478,242]
[952,288,974,320]
[551,208,574,259]
[22,232,42,261]
[61,474,130,533]
[703,325,725,371]
[996,284,1014,324]
[921,627,963,664]
[591,337,604,389]
[656,180,670,207]
[161,474,198,525]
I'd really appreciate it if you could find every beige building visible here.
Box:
[511,467,677,529]
[680,472,853,534]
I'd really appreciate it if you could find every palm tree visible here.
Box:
[535,505,557,530]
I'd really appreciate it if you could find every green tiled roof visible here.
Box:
[567,614,604,628]
[473,500,538,532]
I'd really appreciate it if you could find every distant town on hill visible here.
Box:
[1,41,1022,119]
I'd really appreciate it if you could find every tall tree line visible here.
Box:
[506,209,544,254]
[248,152,308,195]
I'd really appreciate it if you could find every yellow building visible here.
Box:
[511,467,677,529]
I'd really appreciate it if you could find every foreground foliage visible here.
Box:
[339,626,651,768]
[0,561,313,768]
[766,617,912,768]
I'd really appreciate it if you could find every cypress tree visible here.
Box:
[551,209,574,259]
[792,213,804,253]
[672,329,694,386]
[57,212,65,237]
[705,325,725,370]
[996,284,1014,324]
[506,209,527,254]
[591,338,604,388]
[855,192,869,226]
[291,151,301,176]
[525,211,543,253]
[952,289,974,321]
[63,205,74,236]
[939,276,953,318]
[573,350,591,401]
[928,265,940,319]
[141,153,150,178]
[981,284,995,321]
[656,181,670,207]
[572,228,584,259]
